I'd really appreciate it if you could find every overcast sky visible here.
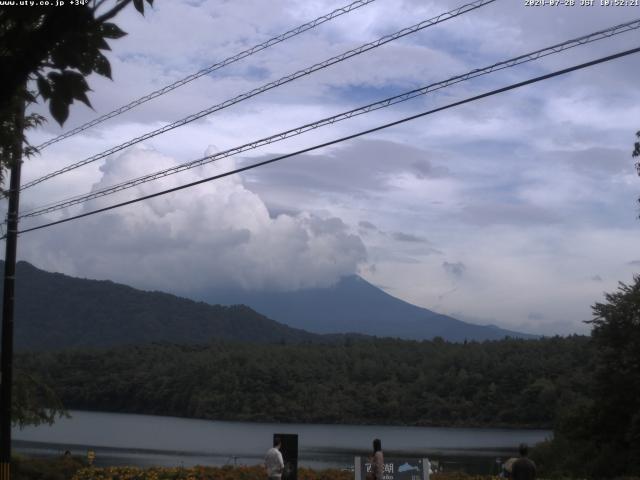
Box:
[11,0,640,335]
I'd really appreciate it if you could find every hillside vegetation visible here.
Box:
[5,261,322,351]
[19,335,590,428]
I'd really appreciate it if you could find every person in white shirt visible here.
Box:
[264,436,285,480]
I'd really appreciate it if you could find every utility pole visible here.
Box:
[0,93,25,480]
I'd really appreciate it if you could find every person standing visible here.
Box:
[511,443,536,480]
[368,438,384,480]
[265,436,285,480]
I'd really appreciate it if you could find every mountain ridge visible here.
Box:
[3,261,535,351]
[2,261,324,351]
[195,274,537,341]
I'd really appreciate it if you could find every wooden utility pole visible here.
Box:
[0,94,25,480]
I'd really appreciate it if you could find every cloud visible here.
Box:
[562,148,633,176]
[243,139,450,198]
[457,202,561,227]
[16,0,640,338]
[591,275,603,282]
[358,220,377,230]
[18,146,367,293]
[442,261,466,279]
[392,232,429,243]
[438,286,458,301]
[362,263,377,275]
[527,312,545,321]
[412,160,449,179]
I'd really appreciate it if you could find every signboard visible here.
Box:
[355,457,429,480]
[274,433,298,480]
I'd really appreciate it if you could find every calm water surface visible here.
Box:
[13,411,551,474]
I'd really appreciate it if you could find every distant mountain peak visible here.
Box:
[6,261,536,348]
[197,273,537,342]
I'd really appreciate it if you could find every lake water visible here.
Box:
[13,410,551,474]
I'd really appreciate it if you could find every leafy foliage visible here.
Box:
[18,335,591,428]
[0,88,46,190]
[70,465,354,480]
[12,455,84,480]
[0,0,153,123]
[0,0,152,184]
[586,276,640,475]
[8,461,510,480]
[634,131,640,216]
[533,276,640,478]
[12,367,67,428]
[68,465,508,480]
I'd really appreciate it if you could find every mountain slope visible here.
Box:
[199,275,536,341]
[2,261,320,351]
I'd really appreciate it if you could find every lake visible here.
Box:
[13,410,551,474]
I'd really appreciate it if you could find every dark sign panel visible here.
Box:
[274,433,298,480]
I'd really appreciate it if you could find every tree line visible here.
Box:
[18,335,592,428]
[532,276,640,478]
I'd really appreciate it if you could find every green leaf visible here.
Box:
[23,89,37,103]
[65,71,92,108]
[48,71,72,103]
[36,76,51,100]
[47,70,93,119]
[24,113,46,130]
[50,46,74,70]
[133,0,144,14]
[96,36,111,51]
[74,89,92,108]
[50,97,69,125]
[93,51,112,79]
[75,51,96,76]
[101,22,127,39]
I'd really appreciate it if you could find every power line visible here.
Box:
[21,0,497,191]
[20,18,640,220]
[14,45,640,237]
[34,0,378,151]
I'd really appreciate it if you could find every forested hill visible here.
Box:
[4,261,324,351]
[18,335,592,428]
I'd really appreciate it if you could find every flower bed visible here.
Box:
[12,457,508,480]
[70,465,354,480]
[69,465,505,480]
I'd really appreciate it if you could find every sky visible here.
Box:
[10,0,640,336]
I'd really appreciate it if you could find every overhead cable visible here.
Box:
[22,0,497,191]
[35,0,378,151]
[14,45,640,237]
[20,18,640,219]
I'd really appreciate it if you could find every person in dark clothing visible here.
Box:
[511,443,536,480]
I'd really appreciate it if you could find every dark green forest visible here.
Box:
[18,335,591,428]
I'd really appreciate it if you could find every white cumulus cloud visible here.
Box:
[18,146,367,293]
